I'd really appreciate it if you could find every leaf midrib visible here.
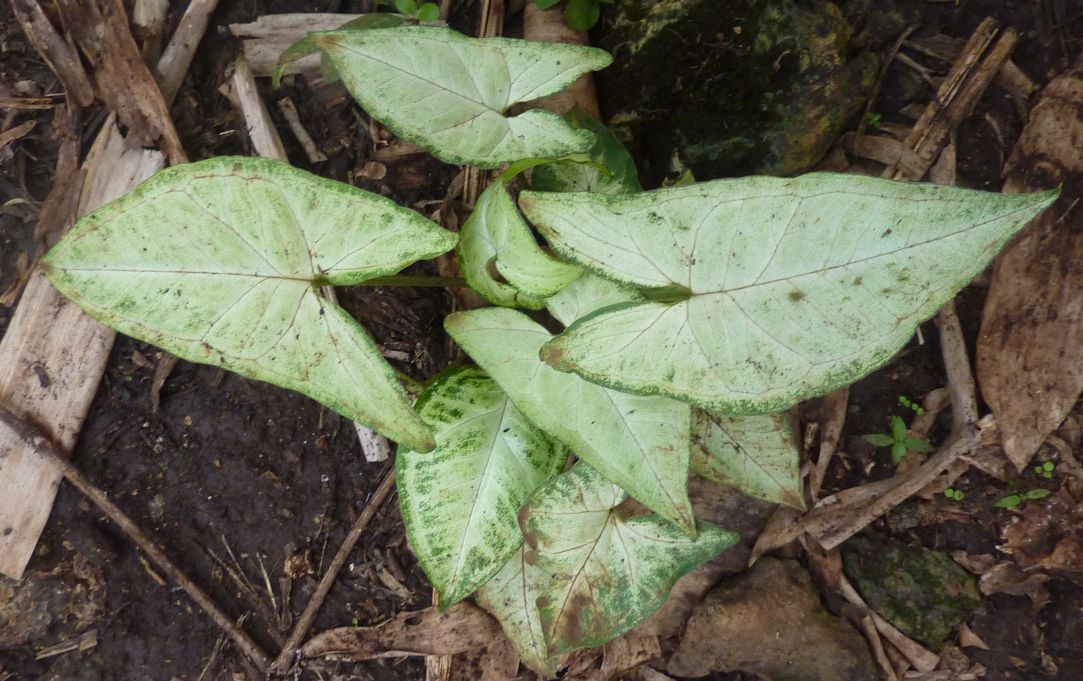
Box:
[548,194,1039,296]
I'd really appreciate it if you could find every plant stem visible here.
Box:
[396,370,425,397]
[358,275,468,288]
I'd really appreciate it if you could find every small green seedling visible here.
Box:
[866,111,883,129]
[535,0,613,31]
[943,488,964,501]
[863,415,935,465]
[898,394,924,415]
[391,0,440,21]
[1033,461,1056,479]
[994,488,1051,509]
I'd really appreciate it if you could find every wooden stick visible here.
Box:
[10,0,94,107]
[271,468,397,672]
[0,405,272,672]
[156,0,221,107]
[887,18,1018,180]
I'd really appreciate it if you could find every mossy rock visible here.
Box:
[842,536,981,649]
[598,0,878,182]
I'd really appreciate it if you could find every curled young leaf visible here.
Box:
[459,182,581,309]
[521,462,739,656]
[44,157,456,452]
[521,175,1057,414]
[398,367,567,605]
[309,26,612,167]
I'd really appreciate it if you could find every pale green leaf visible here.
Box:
[690,410,804,509]
[310,27,613,167]
[521,462,739,655]
[398,366,567,605]
[459,182,581,308]
[475,546,556,677]
[546,271,642,327]
[444,308,695,531]
[520,175,1057,414]
[44,157,457,452]
[531,108,642,195]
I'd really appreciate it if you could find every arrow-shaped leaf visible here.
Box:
[310,26,612,167]
[444,307,695,532]
[475,545,556,677]
[398,366,566,605]
[44,157,456,452]
[521,174,1056,414]
[521,462,739,656]
[691,410,803,509]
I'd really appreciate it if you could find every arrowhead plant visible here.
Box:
[41,19,1057,668]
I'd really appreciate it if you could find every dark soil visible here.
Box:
[2,0,1083,680]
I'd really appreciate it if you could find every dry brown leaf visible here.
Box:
[977,562,1050,608]
[447,635,521,681]
[810,388,849,500]
[558,633,661,681]
[977,65,1083,470]
[299,603,502,662]
[1000,489,1083,575]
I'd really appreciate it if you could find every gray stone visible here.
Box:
[667,558,876,680]
[598,0,878,182]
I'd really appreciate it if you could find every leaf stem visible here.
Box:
[396,371,425,397]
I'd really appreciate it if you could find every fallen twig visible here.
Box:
[271,467,397,672]
[156,0,221,106]
[887,17,1018,181]
[10,0,94,107]
[0,404,272,672]
[838,574,939,672]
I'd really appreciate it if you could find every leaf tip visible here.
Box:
[538,339,567,370]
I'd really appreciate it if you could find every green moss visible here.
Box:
[842,536,981,649]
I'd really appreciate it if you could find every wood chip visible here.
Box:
[57,0,187,164]
[0,120,36,151]
[0,0,218,579]
[223,54,288,161]
[229,13,361,77]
